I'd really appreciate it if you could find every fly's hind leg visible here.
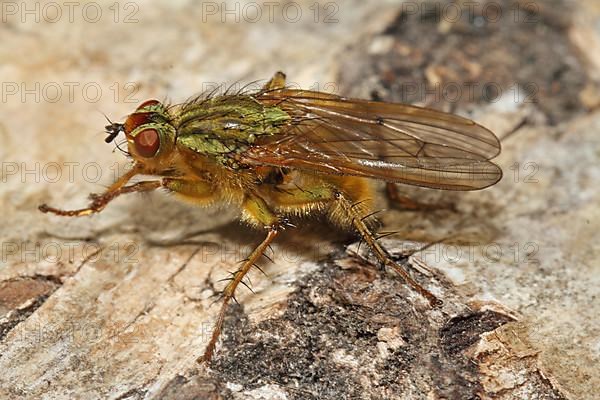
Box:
[267,176,441,305]
[333,191,442,307]
[200,195,281,363]
[386,183,456,212]
[263,71,287,91]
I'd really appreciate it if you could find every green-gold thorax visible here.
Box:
[173,94,291,166]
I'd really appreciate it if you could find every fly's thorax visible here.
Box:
[124,100,177,166]
[174,95,291,168]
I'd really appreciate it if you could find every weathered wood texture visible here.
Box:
[1,1,600,399]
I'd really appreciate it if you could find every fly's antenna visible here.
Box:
[103,113,125,144]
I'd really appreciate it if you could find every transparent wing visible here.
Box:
[240,89,502,190]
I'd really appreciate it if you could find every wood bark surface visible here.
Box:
[1,1,599,399]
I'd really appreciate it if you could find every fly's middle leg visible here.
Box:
[200,194,281,363]
[199,226,280,363]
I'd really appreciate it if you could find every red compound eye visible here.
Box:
[134,129,160,157]
[124,112,152,135]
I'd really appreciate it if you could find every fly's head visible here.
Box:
[105,99,177,168]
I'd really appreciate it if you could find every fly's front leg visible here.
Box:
[38,164,156,216]
[333,191,442,307]
[162,177,217,205]
[200,195,281,363]
[263,71,286,91]
[39,172,217,217]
